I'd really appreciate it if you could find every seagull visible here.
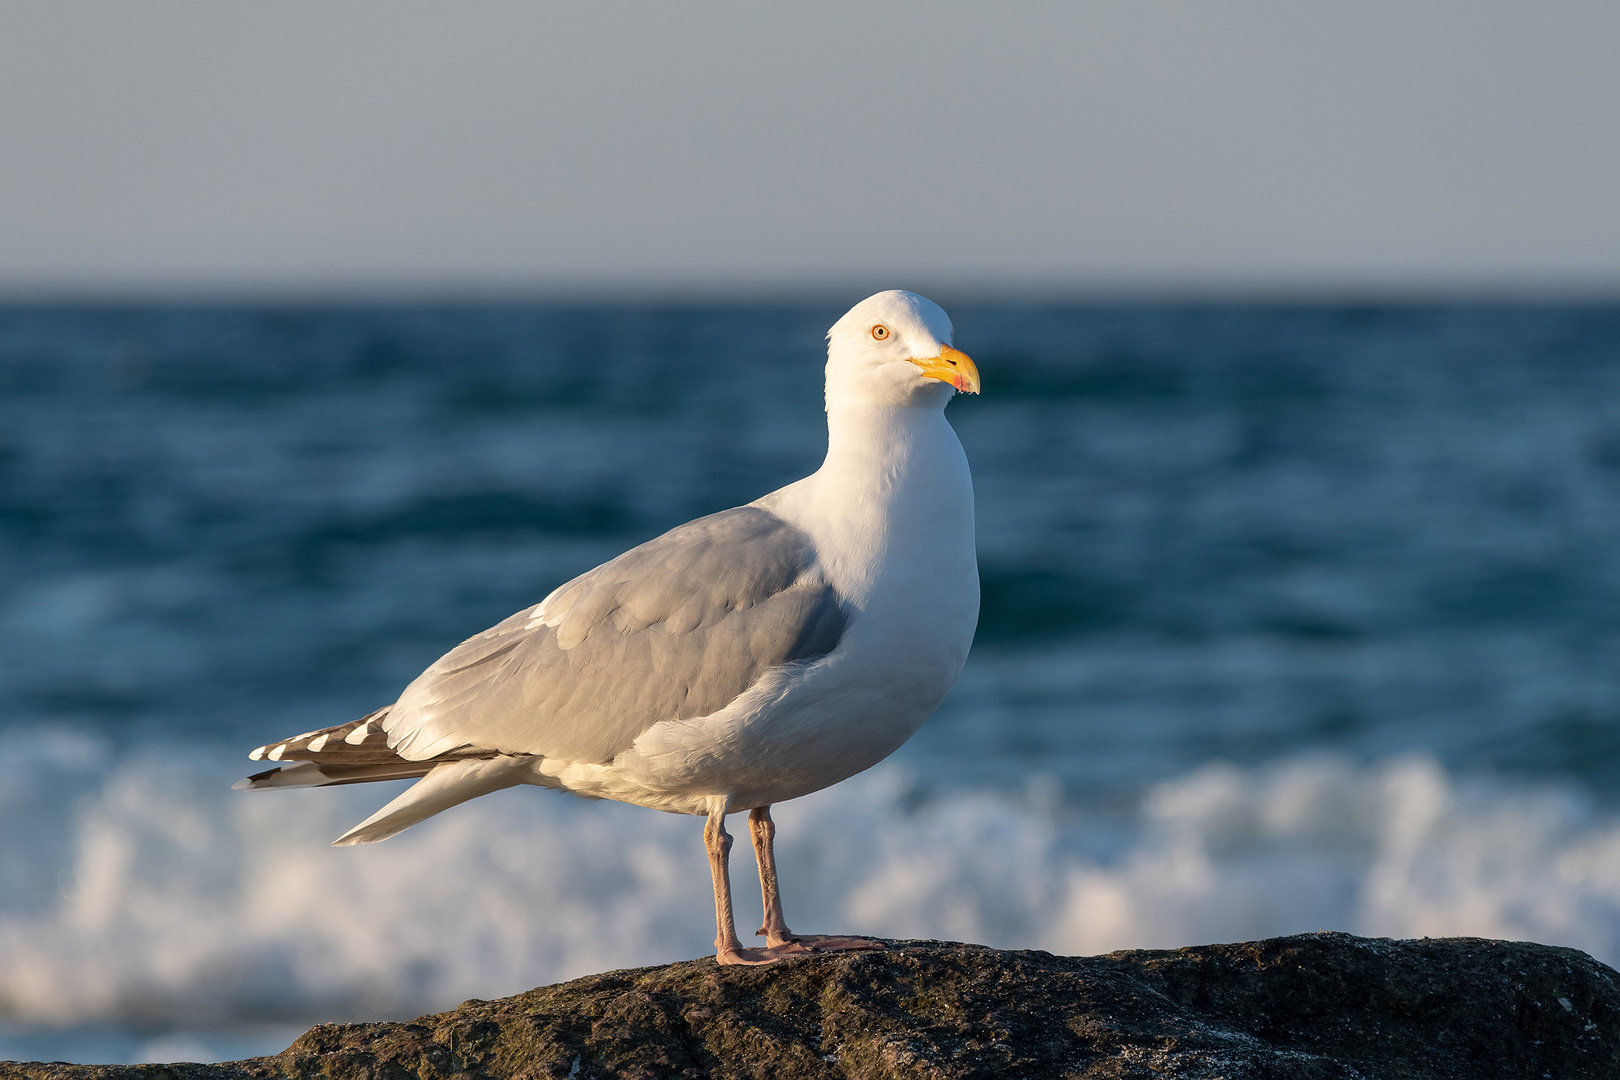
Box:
[237,290,980,965]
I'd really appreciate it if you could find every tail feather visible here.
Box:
[240,710,533,844]
[332,756,535,846]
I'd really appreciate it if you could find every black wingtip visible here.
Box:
[233,767,282,791]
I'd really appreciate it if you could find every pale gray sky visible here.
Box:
[1,2,1616,297]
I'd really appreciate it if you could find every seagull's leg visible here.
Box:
[748,805,883,956]
[749,804,793,944]
[705,808,776,966]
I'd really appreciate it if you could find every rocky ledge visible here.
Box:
[8,932,1619,1079]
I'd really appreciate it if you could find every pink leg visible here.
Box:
[705,809,776,965]
[748,805,883,956]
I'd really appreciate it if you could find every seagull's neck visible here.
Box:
[820,399,940,488]
[763,398,976,604]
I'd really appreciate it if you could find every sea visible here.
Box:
[3,300,1620,1064]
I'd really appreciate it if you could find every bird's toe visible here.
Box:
[767,934,884,956]
[715,946,781,966]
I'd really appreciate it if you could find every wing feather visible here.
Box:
[383,506,846,764]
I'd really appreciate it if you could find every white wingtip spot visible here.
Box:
[267,744,287,761]
[307,734,329,753]
[249,746,267,761]
[345,721,373,745]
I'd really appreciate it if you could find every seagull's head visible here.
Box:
[825,290,980,410]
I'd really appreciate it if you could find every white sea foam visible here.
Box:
[3,725,1620,1039]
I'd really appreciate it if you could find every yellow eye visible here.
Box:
[871,324,890,341]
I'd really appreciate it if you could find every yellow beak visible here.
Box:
[909,344,981,395]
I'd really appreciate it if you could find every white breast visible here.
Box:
[548,401,978,816]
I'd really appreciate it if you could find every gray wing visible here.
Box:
[383,506,847,764]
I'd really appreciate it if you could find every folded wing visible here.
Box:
[382,506,848,764]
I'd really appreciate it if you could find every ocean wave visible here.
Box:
[2,727,1619,1033]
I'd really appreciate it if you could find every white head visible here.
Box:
[824,290,980,411]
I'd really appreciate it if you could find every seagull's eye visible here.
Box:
[871,325,890,341]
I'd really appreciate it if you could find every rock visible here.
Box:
[6,933,1618,1079]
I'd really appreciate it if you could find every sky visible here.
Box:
[1,1,1617,298]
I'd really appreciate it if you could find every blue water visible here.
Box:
[4,302,1620,1063]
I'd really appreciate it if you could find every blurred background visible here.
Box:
[4,0,1620,1065]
